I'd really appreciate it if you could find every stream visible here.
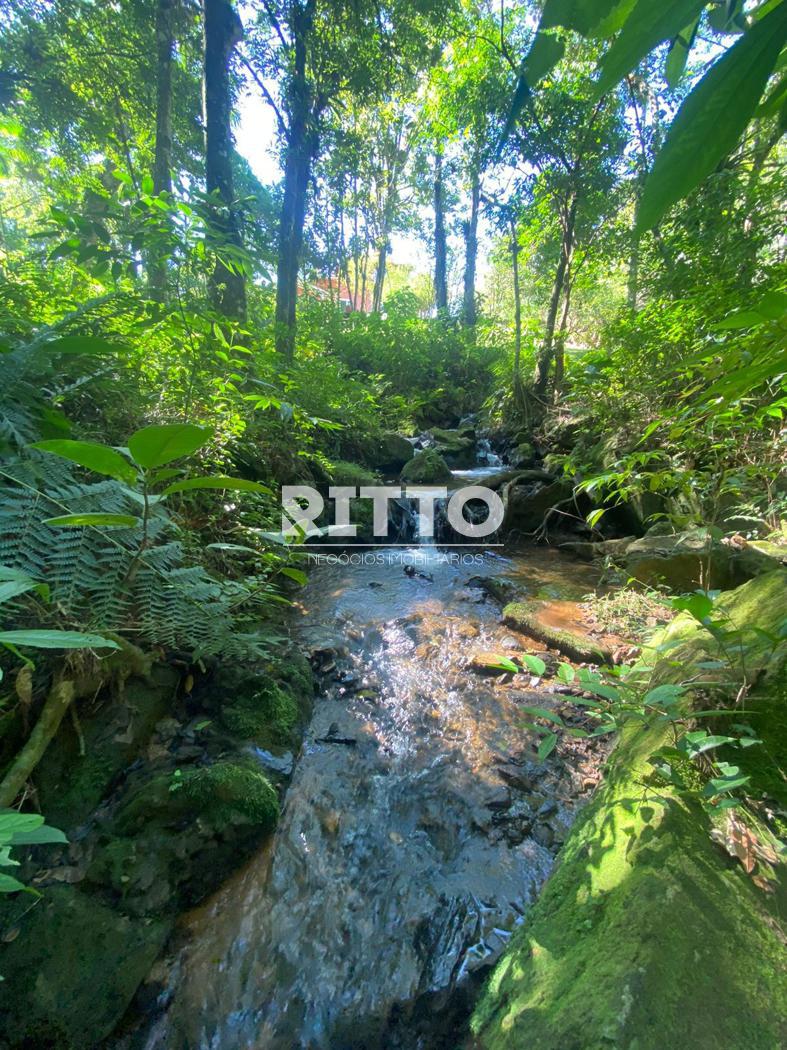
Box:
[130,465,607,1050]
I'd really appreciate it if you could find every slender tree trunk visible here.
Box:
[534,196,577,400]
[553,267,572,395]
[360,246,369,312]
[372,240,387,312]
[462,169,480,326]
[510,218,522,381]
[273,0,317,358]
[204,0,246,320]
[433,150,448,314]
[148,0,175,300]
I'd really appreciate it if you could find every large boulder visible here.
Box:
[367,432,414,473]
[472,570,787,1050]
[624,531,786,591]
[428,426,476,467]
[502,479,575,535]
[400,448,453,485]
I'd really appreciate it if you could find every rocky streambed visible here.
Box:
[123,546,615,1049]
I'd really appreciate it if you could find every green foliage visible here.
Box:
[0,809,66,895]
[179,761,279,828]
[221,682,299,746]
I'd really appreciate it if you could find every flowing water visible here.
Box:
[131,464,606,1050]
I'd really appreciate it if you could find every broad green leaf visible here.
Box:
[665,16,700,88]
[0,872,27,893]
[486,656,520,673]
[162,475,273,497]
[541,0,621,34]
[596,0,706,96]
[31,439,137,483]
[0,630,119,650]
[521,705,564,726]
[280,567,308,585]
[42,336,122,356]
[671,592,714,622]
[637,3,787,231]
[7,824,67,846]
[678,731,735,756]
[522,32,565,87]
[537,731,558,761]
[520,654,547,676]
[44,514,140,528]
[128,423,211,469]
[0,580,38,604]
[586,508,606,528]
[557,662,576,684]
[0,811,43,837]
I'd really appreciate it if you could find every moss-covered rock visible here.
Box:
[35,664,179,829]
[428,426,476,467]
[624,531,786,592]
[400,448,453,484]
[328,459,379,487]
[0,885,170,1047]
[180,760,279,827]
[367,432,414,473]
[502,600,611,663]
[502,478,575,535]
[221,680,299,747]
[472,570,787,1050]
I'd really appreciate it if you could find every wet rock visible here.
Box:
[485,785,512,811]
[624,530,787,591]
[400,448,453,485]
[470,651,518,674]
[427,426,476,468]
[253,748,295,776]
[502,600,612,664]
[502,478,575,535]
[537,800,558,819]
[532,824,555,848]
[368,432,415,473]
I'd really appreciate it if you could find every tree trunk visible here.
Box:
[273,0,319,358]
[372,240,387,312]
[0,679,75,807]
[534,196,577,400]
[433,150,448,314]
[553,267,572,395]
[149,0,175,301]
[462,169,480,326]
[204,0,246,321]
[510,218,522,380]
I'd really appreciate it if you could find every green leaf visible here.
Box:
[520,654,547,676]
[0,630,119,650]
[586,508,606,529]
[541,0,621,34]
[42,336,122,356]
[557,663,576,684]
[671,592,714,622]
[665,15,700,88]
[522,32,565,87]
[678,731,736,756]
[0,580,38,604]
[280,567,308,585]
[31,439,137,483]
[0,872,27,893]
[162,475,273,497]
[0,811,43,838]
[521,705,565,727]
[44,513,140,528]
[596,0,707,96]
[637,3,787,230]
[487,656,520,673]
[8,824,67,846]
[128,423,211,469]
[537,732,558,762]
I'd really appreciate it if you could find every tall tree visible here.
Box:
[433,148,448,313]
[204,0,246,320]
[149,0,176,300]
[245,0,450,357]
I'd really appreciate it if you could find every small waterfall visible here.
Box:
[476,437,502,468]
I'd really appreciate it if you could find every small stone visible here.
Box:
[537,800,558,818]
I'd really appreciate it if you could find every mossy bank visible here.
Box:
[471,570,787,1050]
[0,648,314,1048]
